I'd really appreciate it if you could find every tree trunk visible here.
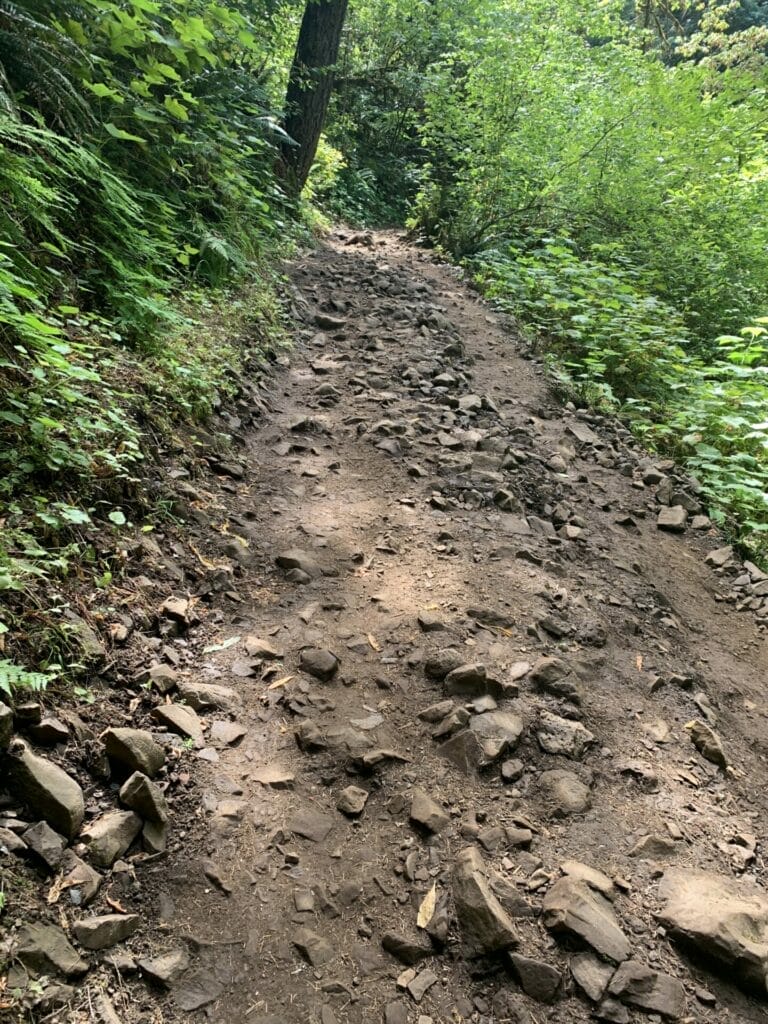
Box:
[280,0,349,195]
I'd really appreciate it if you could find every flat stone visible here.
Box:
[444,662,503,700]
[608,960,686,1019]
[705,545,733,568]
[508,953,563,1003]
[410,789,449,833]
[293,927,334,966]
[384,1001,409,1024]
[537,770,591,816]
[629,834,677,859]
[81,810,142,867]
[438,729,484,773]
[452,846,518,956]
[468,711,524,765]
[382,931,434,966]
[152,703,203,743]
[687,719,727,769]
[276,548,323,580]
[407,969,438,1003]
[571,952,615,1001]
[252,765,295,789]
[244,636,283,659]
[542,876,630,962]
[657,506,687,532]
[658,869,768,995]
[104,728,165,778]
[60,851,102,906]
[9,740,84,839]
[536,711,595,759]
[28,717,70,745]
[15,922,88,978]
[176,679,239,711]
[289,807,334,843]
[174,969,225,1011]
[119,772,168,822]
[210,720,247,746]
[138,948,190,987]
[23,820,66,870]
[337,785,369,817]
[300,648,339,681]
[72,914,140,950]
[561,861,614,899]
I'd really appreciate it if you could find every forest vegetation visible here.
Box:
[2,0,768,694]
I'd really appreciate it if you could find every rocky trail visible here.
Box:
[5,231,768,1024]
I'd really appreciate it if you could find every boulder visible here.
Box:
[570,952,615,1001]
[300,648,339,681]
[9,740,84,839]
[452,846,518,956]
[658,869,768,995]
[537,769,591,816]
[22,820,66,870]
[104,728,165,777]
[508,953,563,1003]
[542,877,630,963]
[409,789,449,834]
[293,927,334,966]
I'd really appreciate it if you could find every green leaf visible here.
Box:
[108,510,127,526]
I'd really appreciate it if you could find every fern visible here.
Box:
[0,658,50,699]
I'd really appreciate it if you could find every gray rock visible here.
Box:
[177,679,239,711]
[142,818,168,855]
[537,769,591,816]
[409,789,449,833]
[542,876,630,962]
[22,820,66,870]
[293,927,334,966]
[0,701,12,748]
[452,846,518,956]
[438,729,484,773]
[468,711,524,765]
[15,922,88,978]
[138,948,190,986]
[536,711,595,759]
[571,952,615,1001]
[687,719,728,769]
[72,914,140,950]
[337,785,368,817]
[60,850,102,905]
[300,648,339,681]
[561,861,614,899]
[152,702,203,743]
[424,649,464,680]
[529,656,581,704]
[174,969,225,1011]
[276,548,322,580]
[608,960,686,1019]
[104,728,165,778]
[629,834,676,859]
[288,807,333,843]
[444,662,503,700]
[658,869,768,995]
[119,771,168,822]
[81,810,142,867]
[28,717,70,745]
[508,953,563,1003]
[382,931,434,966]
[384,1001,408,1024]
[657,506,687,532]
[0,826,27,855]
[596,996,630,1022]
[407,968,438,1003]
[9,740,84,839]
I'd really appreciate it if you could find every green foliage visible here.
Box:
[0,658,51,701]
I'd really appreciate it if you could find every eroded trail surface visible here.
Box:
[29,232,768,1024]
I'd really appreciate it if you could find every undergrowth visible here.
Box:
[472,240,768,563]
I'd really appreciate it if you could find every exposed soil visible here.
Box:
[4,231,768,1024]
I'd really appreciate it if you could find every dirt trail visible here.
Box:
[12,231,768,1024]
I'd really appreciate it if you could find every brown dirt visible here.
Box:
[6,230,768,1024]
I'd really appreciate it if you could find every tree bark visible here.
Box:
[280,0,349,195]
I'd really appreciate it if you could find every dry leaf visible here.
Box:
[367,634,381,652]
[267,675,295,690]
[636,654,643,671]
[106,896,128,914]
[416,883,437,929]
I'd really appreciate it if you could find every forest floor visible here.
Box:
[5,231,768,1024]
